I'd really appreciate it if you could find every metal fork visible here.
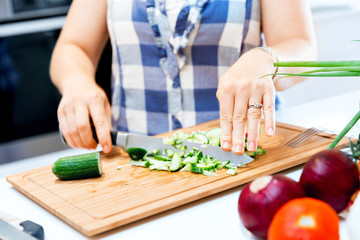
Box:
[285,127,324,148]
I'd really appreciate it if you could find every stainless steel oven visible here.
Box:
[0,0,71,23]
[0,0,111,162]
[0,0,71,145]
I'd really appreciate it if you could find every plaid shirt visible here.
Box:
[107,0,262,135]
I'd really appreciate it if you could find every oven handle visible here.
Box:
[0,16,66,38]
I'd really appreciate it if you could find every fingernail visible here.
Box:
[235,144,242,153]
[267,127,274,136]
[248,141,255,151]
[103,144,110,153]
[223,141,230,149]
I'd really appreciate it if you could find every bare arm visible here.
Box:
[217,0,316,154]
[262,0,317,91]
[50,0,112,152]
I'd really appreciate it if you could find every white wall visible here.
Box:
[280,2,360,107]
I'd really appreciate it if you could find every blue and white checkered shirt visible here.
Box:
[107,0,262,135]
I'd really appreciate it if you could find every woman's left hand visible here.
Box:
[216,48,276,154]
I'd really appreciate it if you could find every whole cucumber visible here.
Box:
[52,152,102,180]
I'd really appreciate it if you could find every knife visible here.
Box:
[0,211,44,240]
[60,126,254,165]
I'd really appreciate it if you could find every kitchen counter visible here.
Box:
[1,90,360,240]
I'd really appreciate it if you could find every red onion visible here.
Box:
[299,149,359,213]
[238,175,305,239]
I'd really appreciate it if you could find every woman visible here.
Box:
[50,0,316,154]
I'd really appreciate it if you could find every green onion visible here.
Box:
[328,110,360,149]
[268,43,360,149]
[274,61,360,68]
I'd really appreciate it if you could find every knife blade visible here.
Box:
[60,126,254,165]
[113,131,254,165]
[0,218,38,240]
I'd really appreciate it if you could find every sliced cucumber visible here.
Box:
[148,159,171,166]
[186,132,209,144]
[129,160,150,167]
[205,127,221,139]
[183,156,197,164]
[52,152,102,180]
[190,164,203,174]
[153,155,171,161]
[226,168,237,175]
[149,164,169,171]
[206,127,221,146]
[127,147,147,160]
[128,127,266,176]
[163,149,175,158]
[170,153,182,171]
[255,147,266,156]
[179,163,192,172]
[203,170,217,176]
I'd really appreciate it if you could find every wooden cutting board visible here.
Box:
[6,120,349,236]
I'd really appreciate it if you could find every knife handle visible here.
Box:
[59,124,118,146]
[20,220,45,240]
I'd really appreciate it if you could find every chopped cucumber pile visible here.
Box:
[163,128,266,158]
[128,146,239,176]
[126,127,266,176]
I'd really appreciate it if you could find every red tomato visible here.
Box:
[268,197,339,240]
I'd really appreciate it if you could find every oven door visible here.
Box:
[0,17,112,147]
[0,27,62,143]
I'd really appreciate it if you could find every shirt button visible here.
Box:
[172,81,180,88]
[160,48,167,58]
[174,119,182,129]
[180,8,189,16]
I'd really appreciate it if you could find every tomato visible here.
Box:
[268,197,339,240]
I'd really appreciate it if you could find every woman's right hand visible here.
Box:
[57,80,112,153]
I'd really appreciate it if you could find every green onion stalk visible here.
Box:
[268,54,360,150]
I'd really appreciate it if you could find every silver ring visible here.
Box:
[248,103,263,109]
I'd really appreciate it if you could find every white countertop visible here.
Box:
[1,90,360,240]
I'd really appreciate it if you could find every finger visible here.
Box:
[219,93,234,151]
[89,102,112,153]
[246,100,263,152]
[105,101,112,130]
[65,109,86,149]
[58,109,77,148]
[232,95,249,155]
[263,91,276,137]
[75,106,98,149]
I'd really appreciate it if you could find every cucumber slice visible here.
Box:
[148,159,171,166]
[127,147,147,160]
[183,156,197,164]
[206,128,221,146]
[163,149,175,158]
[205,127,221,139]
[179,163,192,172]
[153,155,171,161]
[170,153,182,171]
[203,170,217,176]
[195,163,216,171]
[52,152,102,180]
[255,147,266,156]
[129,160,150,167]
[186,132,209,144]
[149,164,169,171]
[190,164,203,174]
[226,168,237,175]
[208,137,220,147]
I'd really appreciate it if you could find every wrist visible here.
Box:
[60,73,97,95]
[253,46,282,83]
